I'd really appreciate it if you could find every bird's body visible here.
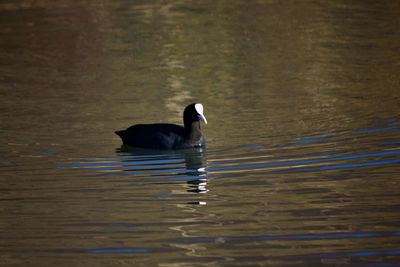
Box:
[115,103,207,150]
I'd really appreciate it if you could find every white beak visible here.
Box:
[198,113,207,124]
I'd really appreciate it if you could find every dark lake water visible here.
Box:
[1,1,400,266]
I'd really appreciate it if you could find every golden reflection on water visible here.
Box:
[1,1,400,147]
[1,0,400,266]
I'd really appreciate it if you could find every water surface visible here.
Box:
[1,0,400,266]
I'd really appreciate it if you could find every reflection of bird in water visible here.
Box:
[115,103,207,149]
[116,145,209,201]
[183,148,208,196]
[187,172,208,195]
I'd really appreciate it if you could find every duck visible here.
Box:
[115,103,207,149]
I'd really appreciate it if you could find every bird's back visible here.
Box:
[115,123,185,149]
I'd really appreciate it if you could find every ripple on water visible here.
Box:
[2,118,396,265]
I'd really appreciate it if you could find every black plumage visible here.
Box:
[115,103,207,149]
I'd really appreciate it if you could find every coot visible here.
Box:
[115,103,207,149]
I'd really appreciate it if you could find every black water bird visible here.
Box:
[115,103,207,149]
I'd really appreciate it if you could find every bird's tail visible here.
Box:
[115,130,124,137]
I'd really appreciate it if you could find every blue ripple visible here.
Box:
[351,126,400,134]
[348,250,400,257]
[374,118,398,124]
[56,158,183,167]
[207,150,400,172]
[292,135,327,142]
[288,158,400,172]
